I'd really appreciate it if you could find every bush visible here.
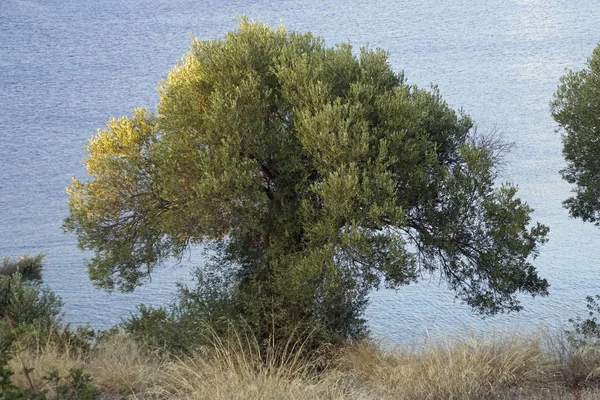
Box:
[124,264,357,358]
[0,255,63,356]
[124,265,252,356]
[1,364,101,400]
[0,255,43,283]
[0,256,108,399]
[0,346,23,399]
[0,255,61,326]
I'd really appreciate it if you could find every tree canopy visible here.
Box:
[66,19,549,341]
[552,44,600,224]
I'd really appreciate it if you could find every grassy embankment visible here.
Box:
[7,328,600,399]
[3,255,599,399]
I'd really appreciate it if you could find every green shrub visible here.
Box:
[0,255,63,358]
[558,295,600,389]
[1,364,101,400]
[0,256,109,399]
[124,266,241,355]
[125,264,365,360]
[0,346,23,399]
[33,367,101,400]
[0,274,62,331]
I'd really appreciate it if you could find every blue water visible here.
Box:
[1,0,599,342]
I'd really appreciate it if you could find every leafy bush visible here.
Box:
[557,295,600,389]
[0,255,64,372]
[124,266,247,356]
[0,274,62,332]
[0,255,57,398]
[0,255,62,331]
[124,263,361,358]
[30,367,101,400]
[1,364,101,400]
[0,346,23,399]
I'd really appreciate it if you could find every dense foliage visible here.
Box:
[66,19,548,343]
[551,44,600,223]
[123,267,238,355]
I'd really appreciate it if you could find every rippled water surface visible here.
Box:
[1,0,599,342]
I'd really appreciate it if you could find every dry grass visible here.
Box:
[6,329,600,399]
[151,356,355,400]
[8,333,161,397]
[337,333,550,399]
[147,327,361,400]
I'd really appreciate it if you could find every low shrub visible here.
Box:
[123,266,252,356]
[124,264,365,359]
[0,255,62,332]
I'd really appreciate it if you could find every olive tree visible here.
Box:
[551,44,600,224]
[66,19,549,342]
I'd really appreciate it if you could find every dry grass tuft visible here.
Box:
[148,327,356,400]
[540,327,600,391]
[337,333,551,400]
[83,333,163,394]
